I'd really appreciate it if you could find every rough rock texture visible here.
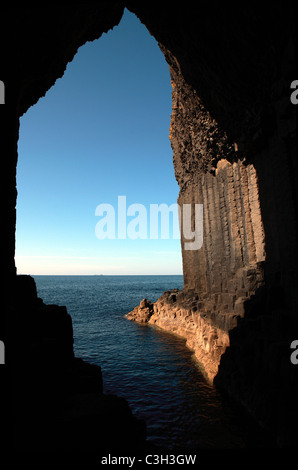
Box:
[126,291,230,382]
[1,2,297,450]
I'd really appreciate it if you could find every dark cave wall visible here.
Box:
[129,2,297,312]
[2,3,126,292]
[3,4,296,306]
[131,7,297,445]
[1,2,297,447]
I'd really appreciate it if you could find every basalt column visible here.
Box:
[155,29,297,445]
[170,49,266,363]
[127,49,268,380]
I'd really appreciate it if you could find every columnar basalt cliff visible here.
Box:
[126,154,267,382]
[1,2,297,450]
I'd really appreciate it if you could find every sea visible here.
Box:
[33,274,264,450]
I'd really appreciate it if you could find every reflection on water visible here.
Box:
[101,320,246,450]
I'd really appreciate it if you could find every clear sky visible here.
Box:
[15,9,183,275]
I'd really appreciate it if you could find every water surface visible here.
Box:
[34,274,249,449]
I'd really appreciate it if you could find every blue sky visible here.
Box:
[15,9,182,275]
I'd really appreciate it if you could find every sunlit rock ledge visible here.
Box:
[125,289,239,383]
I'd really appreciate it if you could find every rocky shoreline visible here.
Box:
[125,289,237,383]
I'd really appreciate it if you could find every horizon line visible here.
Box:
[17,273,183,276]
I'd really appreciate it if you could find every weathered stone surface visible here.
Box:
[126,290,231,382]
[125,152,269,383]
[125,298,154,323]
[178,159,266,298]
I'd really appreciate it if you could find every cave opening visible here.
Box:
[15,9,182,277]
[13,8,265,450]
[3,3,297,451]
[13,8,205,450]
[13,7,252,451]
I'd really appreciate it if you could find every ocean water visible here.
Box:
[33,274,249,450]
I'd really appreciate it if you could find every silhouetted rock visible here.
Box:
[1,2,297,449]
[10,276,146,451]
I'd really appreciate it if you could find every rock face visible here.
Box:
[127,298,155,323]
[126,291,230,382]
[1,2,297,449]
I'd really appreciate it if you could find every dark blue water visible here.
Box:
[33,275,247,450]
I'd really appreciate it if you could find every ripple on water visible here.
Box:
[33,275,253,449]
